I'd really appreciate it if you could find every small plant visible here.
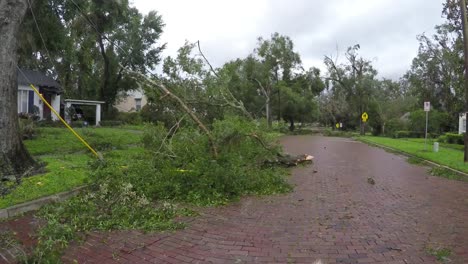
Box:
[429,167,468,182]
[29,178,187,263]
[426,246,452,262]
[407,157,424,165]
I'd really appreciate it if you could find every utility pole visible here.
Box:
[460,0,468,161]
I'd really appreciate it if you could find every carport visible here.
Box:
[64,99,105,126]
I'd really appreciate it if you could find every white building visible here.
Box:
[17,69,62,121]
[115,89,147,112]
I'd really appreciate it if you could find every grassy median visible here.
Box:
[358,136,468,174]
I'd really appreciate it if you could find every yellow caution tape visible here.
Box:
[29,84,101,159]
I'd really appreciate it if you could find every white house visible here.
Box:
[17,69,62,121]
[115,88,147,112]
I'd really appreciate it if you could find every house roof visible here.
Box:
[17,69,62,94]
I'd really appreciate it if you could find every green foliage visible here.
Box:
[18,117,37,140]
[429,167,468,182]
[409,110,449,134]
[385,118,407,137]
[359,136,468,174]
[440,133,464,145]
[117,112,142,125]
[30,181,185,262]
[23,118,292,261]
[394,131,439,139]
[99,120,124,127]
[407,157,424,165]
[426,246,452,262]
[0,154,90,209]
[323,45,378,131]
[136,116,291,205]
[18,0,165,107]
[404,24,464,131]
[24,127,141,155]
[323,128,355,138]
[139,103,159,123]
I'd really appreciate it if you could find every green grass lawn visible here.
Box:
[25,127,142,155]
[359,136,468,173]
[0,127,145,209]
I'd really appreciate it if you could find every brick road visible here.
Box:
[62,136,468,264]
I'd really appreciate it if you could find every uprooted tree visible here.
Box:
[0,0,38,186]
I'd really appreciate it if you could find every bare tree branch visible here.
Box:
[122,65,219,158]
[196,40,253,120]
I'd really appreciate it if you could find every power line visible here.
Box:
[26,0,57,76]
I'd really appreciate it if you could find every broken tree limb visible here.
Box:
[196,41,254,120]
[264,153,314,167]
[121,65,219,159]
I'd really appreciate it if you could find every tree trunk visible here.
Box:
[289,118,295,131]
[459,0,468,162]
[0,0,37,180]
[98,35,110,112]
[266,96,272,128]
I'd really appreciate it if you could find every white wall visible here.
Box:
[459,113,466,134]
[51,94,61,121]
[17,85,61,120]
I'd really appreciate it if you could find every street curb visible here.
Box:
[356,137,468,179]
[0,186,86,219]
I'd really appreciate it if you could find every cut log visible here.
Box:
[266,153,314,167]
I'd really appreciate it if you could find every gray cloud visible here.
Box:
[134,0,446,79]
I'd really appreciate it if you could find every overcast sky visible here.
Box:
[132,0,446,80]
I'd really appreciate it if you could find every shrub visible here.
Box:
[393,130,427,138]
[70,120,89,128]
[36,120,63,127]
[18,117,36,140]
[385,118,407,137]
[323,128,355,137]
[409,110,449,134]
[116,112,142,125]
[99,120,124,127]
[443,133,464,145]
[140,104,159,123]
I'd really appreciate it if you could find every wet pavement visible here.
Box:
[7,135,468,263]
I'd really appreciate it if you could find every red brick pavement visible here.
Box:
[60,136,468,264]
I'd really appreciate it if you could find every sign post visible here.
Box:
[424,102,430,151]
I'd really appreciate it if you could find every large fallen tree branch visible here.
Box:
[122,65,219,159]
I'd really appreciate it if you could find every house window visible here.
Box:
[18,90,29,113]
[135,98,142,111]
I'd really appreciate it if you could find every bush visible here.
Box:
[442,133,464,145]
[99,120,124,127]
[323,128,357,137]
[36,120,63,127]
[140,104,159,123]
[385,118,407,137]
[18,117,37,140]
[116,112,142,125]
[409,110,449,134]
[70,120,90,128]
[393,130,439,139]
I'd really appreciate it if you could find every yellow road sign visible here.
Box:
[361,112,369,122]
[336,123,340,128]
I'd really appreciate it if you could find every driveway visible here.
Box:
[62,135,468,264]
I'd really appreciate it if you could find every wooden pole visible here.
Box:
[459,0,468,161]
